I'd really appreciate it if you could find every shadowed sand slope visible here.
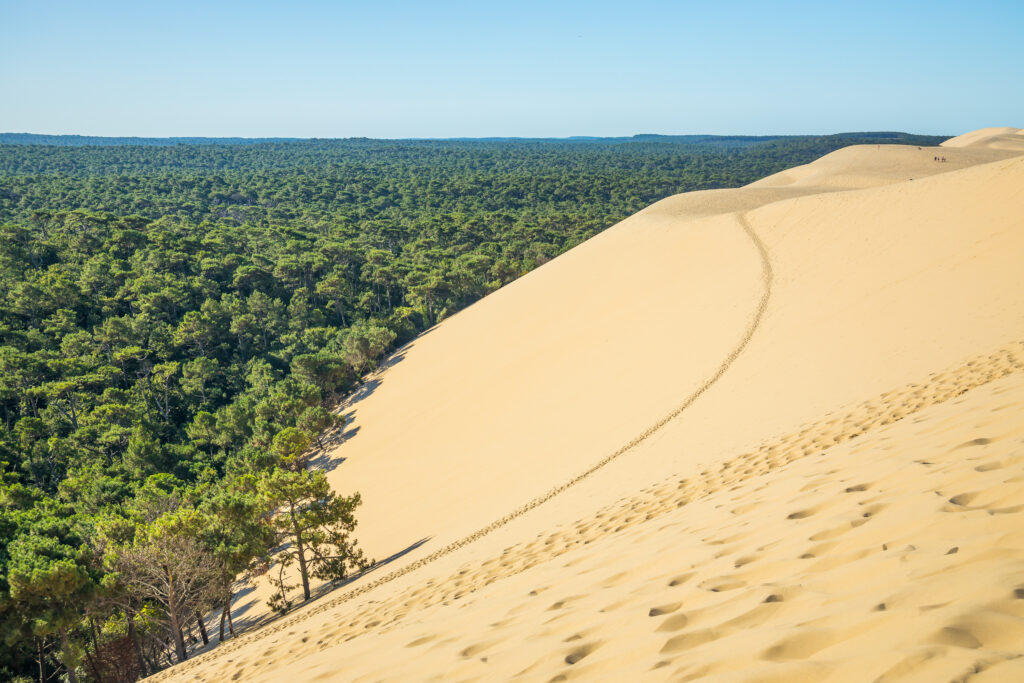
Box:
[155,127,1024,681]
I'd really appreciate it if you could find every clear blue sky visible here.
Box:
[1,0,1021,138]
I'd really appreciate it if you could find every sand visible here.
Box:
[152,127,1024,682]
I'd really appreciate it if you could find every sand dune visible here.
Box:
[153,127,1024,681]
[941,126,1024,151]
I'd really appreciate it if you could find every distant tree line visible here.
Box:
[0,131,946,681]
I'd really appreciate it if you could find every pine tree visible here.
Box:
[260,468,369,604]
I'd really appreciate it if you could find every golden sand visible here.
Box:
[153,128,1024,682]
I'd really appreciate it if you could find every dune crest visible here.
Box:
[153,129,1024,681]
[941,126,1024,150]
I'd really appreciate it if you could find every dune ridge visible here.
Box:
[154,127,1024,681]
[941,126,1024,150]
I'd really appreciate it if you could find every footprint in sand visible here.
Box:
[763,629,841,661]
[648,602,682,617]
[667,572,694,587]
[943,492,980,510]
[956,437,993,448]
[698,577,747,592]
[733,555,757,568]
[933,626,982,649]
[460,640,497,657]
[564,641,602,665]
[660,628,719,653]
[404,635,435,648]
[656,613,690,632]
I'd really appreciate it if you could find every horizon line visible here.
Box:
[0,130,952,143]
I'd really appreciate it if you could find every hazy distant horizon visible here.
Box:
[0,130,958,144]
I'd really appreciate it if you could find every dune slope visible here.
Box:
[286,343,1024,683]
[154,128,1024,681]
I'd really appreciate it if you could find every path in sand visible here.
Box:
[214,342,1024,682]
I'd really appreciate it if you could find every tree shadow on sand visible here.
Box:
[311,536,432,600]
[190,338,441,656]
[303,342,416,473]
[199,536,433,656]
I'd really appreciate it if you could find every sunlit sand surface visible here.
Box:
[152,127,1024,682]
